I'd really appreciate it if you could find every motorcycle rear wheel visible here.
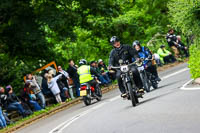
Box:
[83,96,91,106]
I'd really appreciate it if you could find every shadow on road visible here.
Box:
[124,89,179,109]
[139,90,178,106]
[150,80,181,92]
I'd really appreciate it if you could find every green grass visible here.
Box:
[0,103,62,132]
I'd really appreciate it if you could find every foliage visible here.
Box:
[188,44,200,79]
[0,0,171,89]
[168,0,200,36]
[168,0,200,78]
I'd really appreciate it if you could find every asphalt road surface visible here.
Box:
[16,63,200,133]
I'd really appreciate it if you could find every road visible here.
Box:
[16,63,200,133]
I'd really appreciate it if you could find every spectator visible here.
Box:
[67,59,80,97]
[166,29,180,58]
[21,82,42,111]
[0,86,29,118]
[47,73,63,103]
[0,106,7,129]
[157,45,176,64]
[26,74,46,109]
[177,35,189,57]
[41,73,54,97]
[90,61,109,85]
[57,66,71,101]
[98,59,111,83]
[153,53,162,66]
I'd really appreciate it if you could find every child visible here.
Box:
[47,73,63,103]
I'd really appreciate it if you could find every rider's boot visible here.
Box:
[155,77,161,82]
[121,93,127,99]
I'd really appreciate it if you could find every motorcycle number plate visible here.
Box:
[137,66,144,71]
[120,65,129,72]
[80,90,87,96]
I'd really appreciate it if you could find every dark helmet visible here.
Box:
[160,44,165,48]
[110,36,120,45]
[132,40,140,47]
[79,59,87,65]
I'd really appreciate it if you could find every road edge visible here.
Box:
[3,60,188,133]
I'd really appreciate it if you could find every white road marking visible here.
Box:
[49,67,189,133]
[180,79,200,90]
[161,68,189,80]
[49,96,120,133]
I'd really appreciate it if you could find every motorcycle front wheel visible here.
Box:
[127,83,137,107]
[141,71,151,92]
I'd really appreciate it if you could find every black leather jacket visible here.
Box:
[109,44,139,67]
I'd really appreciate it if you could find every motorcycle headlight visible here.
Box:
[136,61,143,67]
[120,65,129,72]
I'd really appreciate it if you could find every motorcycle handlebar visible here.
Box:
[110,61,138,69]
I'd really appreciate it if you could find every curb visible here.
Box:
[180,79,200,90]
[3,84,118,133]
[3,59,188,133]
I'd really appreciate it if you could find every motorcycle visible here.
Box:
[111,59,143,107]
[137,60,151,92]
[139,58,158,90]
[80,82,102,106]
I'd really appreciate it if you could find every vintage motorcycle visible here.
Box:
[111,60,143,107]
[80,82,102,106]
[137,58,158,92]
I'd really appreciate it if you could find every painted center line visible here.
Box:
[49,96,120,133]
[49,67,189,133]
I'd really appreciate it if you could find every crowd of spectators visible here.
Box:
[0,58,114,129]
[0,29,189,129]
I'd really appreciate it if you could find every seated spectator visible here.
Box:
[153,53,162,67]
[47,72,63,103]
[21,82,42,111]
[26,74,46,109]
[0,106,7,129]
[67,59,80,97]
[90,61,109,85]
[177,35,189,57]
[57,66,71,101]
[157,45,176,64]
[0,86,30,118]
[98,59,111,83]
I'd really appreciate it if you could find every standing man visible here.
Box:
[108,36,144,98]
[67,59,80,97]
[166,29,180,59]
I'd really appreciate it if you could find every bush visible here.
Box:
[0,54,47,94]
[188,44,200,79]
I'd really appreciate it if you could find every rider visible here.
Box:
[108,36,144,98]
[132,40,161,82]
[78,59,101,96]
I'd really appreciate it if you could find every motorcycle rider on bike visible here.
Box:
[78,59,101,96]
[108,36,144,98]
[132,40,161,82]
